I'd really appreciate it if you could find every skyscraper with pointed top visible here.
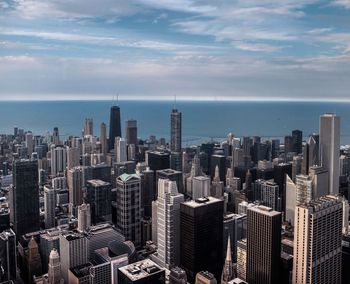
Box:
[171,108,182,152]
[108,101,121,152]
[48,248,64,284]
[221,236,235,284]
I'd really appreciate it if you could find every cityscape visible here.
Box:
[1,1,350,284]
[0,105,348,284]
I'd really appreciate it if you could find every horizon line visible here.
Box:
[1,95,350,103]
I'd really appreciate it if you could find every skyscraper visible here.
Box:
[44,185,56,229]
[320,113,340,194]
[108,105,121,151]
[180,197,224,282]
[154,179,184,268]
[221,236,235,283]
[66,146,80,170]
[67,167,84,214]
[52,127,60,145]
[171,108,182,152]
[100,122,107,156]
[115,137,127,163]
[0,229,17,282]
[125,119,138,145]
[116,173,142,247]
[25,131,34,157]
[10,159,40,236]
[292,129,303,154]
[47,248,64,284]
[50,145,67,176]
[84,118,93,136]
[246,205,282,284]
[77,203,91,232]
[292,195,342,284]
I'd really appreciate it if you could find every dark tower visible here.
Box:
[246,205,281,284]
[10,159,40,236]
[292,129,302,154]
[108,105,121,151]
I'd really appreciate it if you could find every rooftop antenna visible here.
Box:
[113,93,119,106]
[174,94,177,110]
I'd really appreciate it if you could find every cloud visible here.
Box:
[232,42,284,52]
[332,0,350,9]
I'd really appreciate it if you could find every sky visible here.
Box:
[1,0,350,101]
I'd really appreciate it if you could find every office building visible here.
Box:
[50,145,67,176]
[100,122,107,156]
[236,239,247,281]
[292,130,303,154]
[44,185,56,229]
[60,232,88,283]
[169,267,187,284]
[116,173,142,247]
[153,179,184,268]
[293,195,342,284]
[67,147,80,170]
[47,248,64,284]
[210,155,226,183]
[26,132,34,157]
[261,180,280,211]
[118,259,165,284]
[171,109,182,152]
[246,205,282,284]
[67,167,84,213]
[115,137,127,163]
[108,105,122,151]
[192,176,210,200]
[11,159,40,236]
[195,271,217,284]
[156,168,183,194]
[320,113,340,194]
[302,135,319,175]
[0,229,17,282]
[146,151,170,171]
[180,197,224,281]
[125,119,138,145]
[77,203,91,233]
[84,118,93,136]
[86,179,112,223]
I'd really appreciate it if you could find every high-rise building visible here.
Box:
[52,127,60,145]
[246,205,282,284]
[284,136,294,155]
[320,113,340,195]
[84,118,93,136]
[146,151,170,171]
[156,168,183,194]
[236,239,247,281]
[60,232,88,283]
[116,173,142,247]
[10,159,40,236]
[100,122,107,156]
[26,131,34,157]
[292,195,342,284]
[210,155,226,183]
[44,185,56,229]
[292,130,303,154]
[86,179,112,223]
[171,109,182,152]
[26,237,42,283]
[180,197,224,282]
[50,145,67,176]
[108,105,121,151]
[169,267,187,284]
[0,229,17,282]
[67,147,80,170]
[125,119,138,145]
[261,180,280,211]
[154,179,184,268]
[47,248,64,284]
[195,271,217,284]
[302,135,319,175]
[192,176,210,200]
[115,137,127,163]
[77,203,91,232]
[67,166,84,214]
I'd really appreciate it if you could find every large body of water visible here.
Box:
[0,100,349,145]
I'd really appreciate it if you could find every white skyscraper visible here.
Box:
[320,113,340,194]
[47,248,64,284]
[44,185,56,229]
[50,145,67,176]
[293,195,342,284]
[192,176,210,200]
[77,203,91,233]
[154,179,184,268]
[115,137,127,163]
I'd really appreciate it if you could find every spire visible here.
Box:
[226,235,232,262]
[214,165,220,181]
[221,235,235,283]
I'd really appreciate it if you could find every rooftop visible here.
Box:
[184,196,222,208]
[87,179,110,187]
[118,259,164,281]
[248,205,281,217]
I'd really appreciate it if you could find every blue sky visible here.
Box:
[1,0,350,101]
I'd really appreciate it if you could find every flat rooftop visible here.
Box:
[248,205,281,217]
[183,196,222,208]
[118,259,164,281]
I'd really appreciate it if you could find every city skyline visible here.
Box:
[1,1,350,101]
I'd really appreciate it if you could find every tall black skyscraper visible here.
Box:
[171,109,182,152]
[108,105,121,151]
[292,129,302,154]
[180,197,223,282]
[10,159,40,236]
